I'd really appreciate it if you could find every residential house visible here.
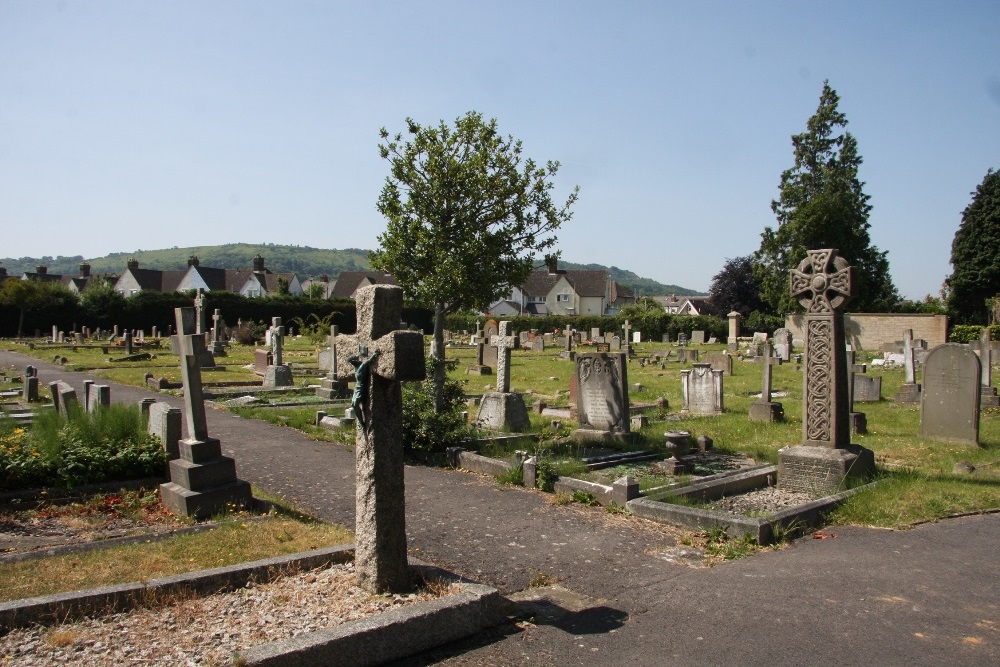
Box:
[19,266,63,284]
[114,254,302,297]
[489,259,635,316]
[299,274,336,299]
[331,271,397,299]
[114,259,188,297]
[653,294,711,315]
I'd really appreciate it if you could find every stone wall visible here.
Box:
[784,313,948,351]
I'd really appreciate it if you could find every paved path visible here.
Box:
[2,350,998,666]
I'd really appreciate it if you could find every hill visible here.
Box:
[0,244,699,296]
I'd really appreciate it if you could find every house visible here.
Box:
[0,267,14,286]
[19,266,63,284]
[489,259,635,316]
[331,271,397,299]
[652,294,711,315]
[299,274,336,299]
[59,263,112,294]
[114,254,302,297]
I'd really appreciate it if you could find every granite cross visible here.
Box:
[194,290,206,335]
[212,309,223,343]
[330,285,425,594]
[271,317,284,366]
[789,248,855,449]
[564,324,573,352]
[622,319,632,354]
[175,308,210,442]
[760,342,782,403]
[491,321,516,393]
[903,329,916,384]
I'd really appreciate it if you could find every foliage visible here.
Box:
[401,360,474,454]
[948,324,999,344]
[289,311,340,345]
[705,255,766,319]
[0,279,79,337]
[745,310,786,334]
[305,283,327,299]
[81,277,127,321]
[894,296,948,315]
[947,168,1000,324]
[275,276,291,295]
[231,320,267,345]
[0,404,165,490]
[495,463,524,486]
[534,459,559,492]
[754,81,898,314]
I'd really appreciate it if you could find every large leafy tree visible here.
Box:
[705,255,764,319]
[372,111,578,410]
[0,279,77,338]
[947,168,1000,324]
[755,81,898,313]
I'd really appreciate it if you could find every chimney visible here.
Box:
[127,257,139,270]
[545,255,558,274]
[319,274,329,282]
[252,254,265,272]
[79,262,91,278]
[36,265,47,275]
[188,255,200,267]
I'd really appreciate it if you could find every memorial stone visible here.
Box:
[773,328,793,362]
[690,330,706,345]
[148,402,182,460]
[749,343,783,422]
[573,352,629,436]
[920,344,981,445]
[680,363,724,415]
[704,352,733,376]
[894,329,922,404]
[316,325,347,399]
[979,328,999,407]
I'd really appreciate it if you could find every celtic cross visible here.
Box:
[790,249,854,314]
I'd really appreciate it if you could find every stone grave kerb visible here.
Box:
[491,321,516,393]
[330,285,426,594]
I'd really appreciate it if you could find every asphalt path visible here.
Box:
[2,349,997,666]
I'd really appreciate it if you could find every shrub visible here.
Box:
[232,320,267,346]
[401,360,474,454]
[949,324,999,344]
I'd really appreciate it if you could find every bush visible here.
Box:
[401,360,474,454]
[0,404,165,490]
[949,324,999,344]
[232,320,267,346]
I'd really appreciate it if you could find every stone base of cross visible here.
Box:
[330,286,425,594]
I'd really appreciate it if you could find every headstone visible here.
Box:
[846,348,867,435]
[22,375,38,402]
[194,290,207,334]
[148,402,182,460]
[680,363,724,415]
[138,397,156,416]
[124,330,133,355]
[51,381,78,416]
[82,380,94,411]
[530,337,544,352]
[610,335,621,351]
[51,325,58,343]
[895,329,922,404]
[491,321,516,394]
[726,310,740,352]
[678,333,688,347]
[979,328,999,407]
[316,325,347,399]
[477,321,530,431]
[574,352,629,436]
[621,320,632,355]
[160,307,252,519]
[263,316,293,387]
[773,328,793,362]
[591,327,601,340]
[329,285,425,593]
[690,330,706,345]
[704,352,733,376]
[749,344,783,422]
[88,385,111,413]
[853,374,882,402]
[253,349,272,376]
[482,319,500,369]
[778,249,874,495]
[920,344,981,445]
[676,348,699,363]
[632,331,641,344]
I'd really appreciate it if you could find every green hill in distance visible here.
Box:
[0,243,700,296]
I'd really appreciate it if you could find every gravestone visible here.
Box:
[530,337,544,352]
[194,289,207,334]
[263,316,293,387]
[680,363,724,415]
[49,381,78,416]
[704,351,733,376]
[148,402,182,460]
[853,374,882,402]
[316,325,347,399]
[678,333,688,347]
[253,349,272,376]
[482,319,500,369]
[610,335,621,351]
[690,330,706,345]
[329,285,425,593]
[846,348,867,435]
[591,327,601,340]
[209,309,228,356]
[773,328,793,362]
[979,328,999,408]
[920,344,981,445]
[749,343,783,422]
[632,331,641,344]
[123,330,133,356]
[160,307,252,519]
[477,321,530,431]
[22,367,38,402]
[778,249,874,495]
[894,329,921,404]
[676,348,699,363]
[88,385,111,413]
[573,352,629,437]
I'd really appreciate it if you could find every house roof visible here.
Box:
[331,271,397,299]
[522,269,609,298]
[609,281,633,304]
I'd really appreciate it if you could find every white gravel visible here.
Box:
[708,487,816,516]
[0,562,446,666]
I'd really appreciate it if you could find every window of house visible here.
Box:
[557,293,570,302]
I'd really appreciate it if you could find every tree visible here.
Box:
[754,81,898,314]
[705,255,764,319]
[947,168,1000,324]
[306,283,327,300]
[0,279,77,338]
[372,111,578,411]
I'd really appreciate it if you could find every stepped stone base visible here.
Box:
[315,377,347,400]
[748,401,784,422]
[778,444,874,497]
[160,480,252,520]
[159,436,253,520]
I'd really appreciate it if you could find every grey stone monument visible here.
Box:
[148,402,182,460]
[749,343,783,422]
[573,352,630,438]
[22,366,38,402]
[160,307,252,519]
[727,311,740,352]
[778,249,874,495]
[476,321,530,431]
[894,329,921,404]
[920,344,981,446]
[846,347,867,435]
[263,316,294,387]
[773,328,793,362]
[680,363,724,415]
[330,285,425,593]
[979,328,998,408]
[316,325,347,399]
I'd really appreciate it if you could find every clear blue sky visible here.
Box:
[1,1,997,300]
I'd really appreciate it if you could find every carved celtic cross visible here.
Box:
[790,249,854,314]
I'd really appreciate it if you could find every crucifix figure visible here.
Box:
[331,285,425,593]
[491,321,516,393]
[193,290,206,335]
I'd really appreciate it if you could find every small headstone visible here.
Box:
[853,375,882,402]
[690,330,706,345]
[148,402,182,460]
[610,335,621,351]
[920,344,981,446]
[773,328,793,362]
[704,352,733,376]
[680,363,724,415]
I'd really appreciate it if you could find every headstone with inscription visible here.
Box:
[680,363,724,415]
[573,352,629,438]
[920,344,981,446]
[778,249,874,495]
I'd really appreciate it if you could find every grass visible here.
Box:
[0,509,352,602]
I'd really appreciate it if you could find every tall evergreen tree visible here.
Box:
[754,81,898,313]
[947,168,1000,324]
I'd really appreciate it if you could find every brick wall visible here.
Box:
[784,313,948,351]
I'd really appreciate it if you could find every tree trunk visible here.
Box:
[432,302,446,414]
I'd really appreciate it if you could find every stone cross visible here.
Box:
[175,308,210,442]
[564,324,573,352]
[980,327,993,388]
[271,317,284,366]
[903,329,916,384]
[789,248,855,449]
[622,319,632,354]
[845,347,857,412]
[194,290,206,335]
[490,321,516,393]
[330,285,425,594]
[327,325,339,378]
[212,309,222,343]
[760,342,782,403]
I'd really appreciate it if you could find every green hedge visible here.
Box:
[949,324,1000,344]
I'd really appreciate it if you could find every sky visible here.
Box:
[1,1,998,300]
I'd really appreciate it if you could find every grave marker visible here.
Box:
[477,321,530,431]
[979,328,998,407]
[680,363,724,415]
[749,343,783,422]
[920,344,981,445]
[574,352,630,436]
[894,329,921,403]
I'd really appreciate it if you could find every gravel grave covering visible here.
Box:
[0,561,448,666]
[708,487,816,516]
